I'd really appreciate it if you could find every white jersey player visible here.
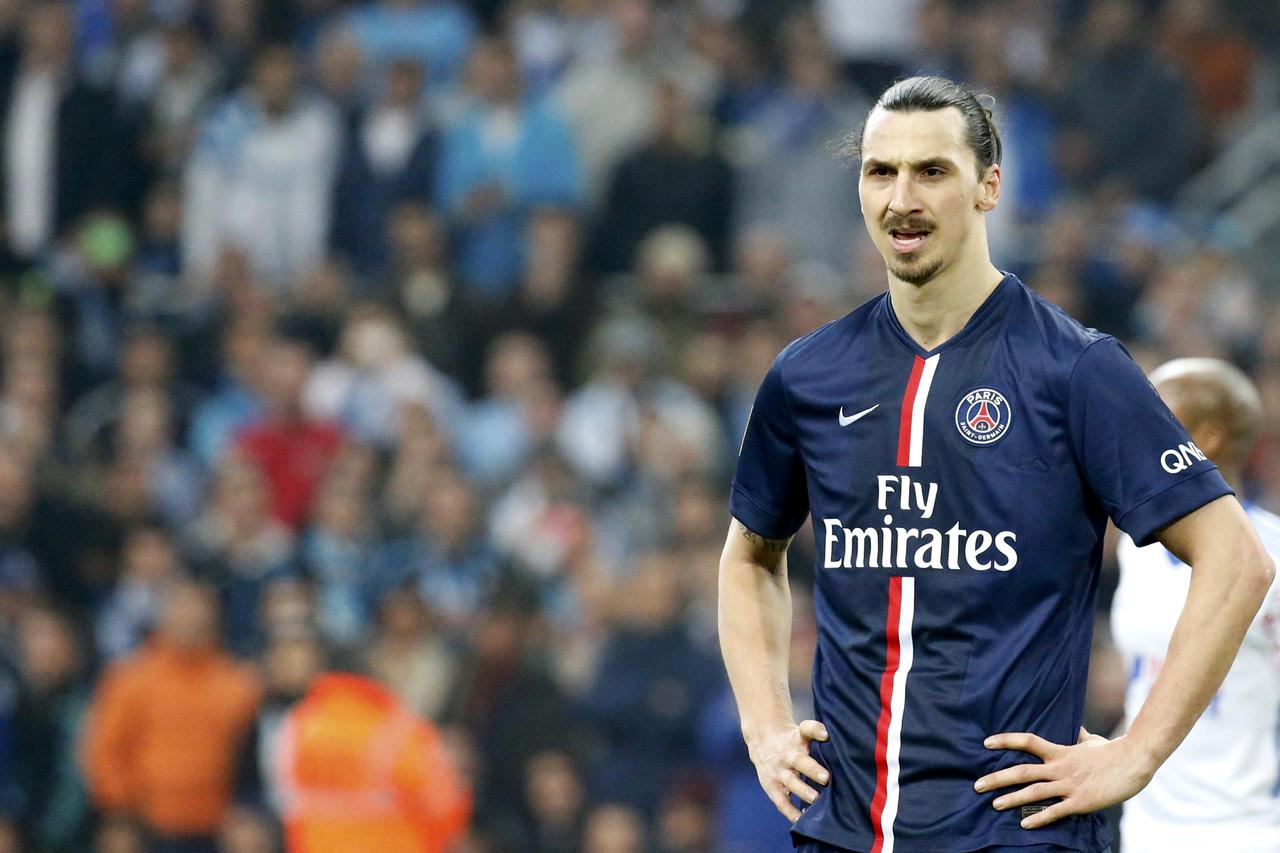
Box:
[1112,357,1280,853]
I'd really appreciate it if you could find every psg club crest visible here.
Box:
[954,388,1011,446]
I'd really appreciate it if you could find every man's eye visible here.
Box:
[922,167,944,178]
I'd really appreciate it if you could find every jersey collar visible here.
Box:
[881,272,1017,358]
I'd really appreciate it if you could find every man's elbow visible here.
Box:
[1252,548,1276,595]
[1237,539,1276,605]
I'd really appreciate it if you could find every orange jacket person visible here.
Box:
[83,581,262,845]
[278,671,471,853]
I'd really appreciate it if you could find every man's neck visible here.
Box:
[887,253,1005,352]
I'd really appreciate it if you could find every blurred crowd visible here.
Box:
[0,0,1276,851]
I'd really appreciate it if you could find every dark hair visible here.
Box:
[847,76,1002,176]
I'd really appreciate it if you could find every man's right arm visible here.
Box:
[719,517,829,822]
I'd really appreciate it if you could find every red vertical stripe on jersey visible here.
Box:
[869,576,904,853]
[896,356,926,466]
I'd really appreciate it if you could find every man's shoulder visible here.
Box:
[1005,275,1112,365]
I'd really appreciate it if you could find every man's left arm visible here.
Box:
[975,495,1274,828]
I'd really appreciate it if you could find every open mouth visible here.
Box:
[889,229,930,253]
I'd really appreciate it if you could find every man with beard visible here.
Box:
[718,76,1273,852]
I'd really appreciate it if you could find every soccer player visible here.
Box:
[718,75,1275,853]
[1111,358,1280,853]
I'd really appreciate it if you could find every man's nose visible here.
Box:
[888,174,920,218]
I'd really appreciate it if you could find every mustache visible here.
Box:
[884,216,936,232]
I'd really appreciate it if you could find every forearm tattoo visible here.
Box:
[737,522,791,553]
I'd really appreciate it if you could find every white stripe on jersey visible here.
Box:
[879,576,916,853]
[908,355,939,467]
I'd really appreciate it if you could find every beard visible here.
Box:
[881,214,943,285]
[887,253,944,286]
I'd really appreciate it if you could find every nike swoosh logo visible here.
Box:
[839,404,879,426]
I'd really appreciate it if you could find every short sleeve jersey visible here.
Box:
[730,274,1231,853]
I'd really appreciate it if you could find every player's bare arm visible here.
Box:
[737,522,793,553]
[977,495,1275,829]
[719,518,830,822]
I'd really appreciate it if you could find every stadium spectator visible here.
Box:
[377,414,447,522]
[580,556,719,812]
[1156,0,1259,146]
[1058,0,1201,200]
[816,0,919,95]
[217,809,277,853]
[95,522,184,661]
[186,319,267,469]
[183,43,341,284]
[184,459,295,657]
[233,333,345,531]
[8,605,91,852]
[233,632,326,822]
[953,3,1060,228]
[455,331,559,487]
[83,581,262,852]
[64,326,195,455]
[297,475,378,648]
[330,57,436,280]
[424,206,584,396]
[382,202,471,379]
[0,334,59,464]
[580,803,647,853]
[50,212,145,381]
[592,79,734,273]
[732,12,866,269]
[139,22,222,178]
[521,749,587,853]
[275,666,471,853]
[622,225,715,361]
[309,24,363,118]
[132,182,184,304]
[302,304,463,449]
[107,387,203,524]
[557,314,720,491]
[654,778,716,853]
[435,36,582,297]
[554,0,714,200]
[366,586,457,722]
[372,469,500,634]
[452,207,592,392]
[443,588,575,846]
[0,1,126,264]
[484,452,612,637]
[0,444,105,613]
[93,818,146,853]
[697,17,773,128]
[256,580,317,649]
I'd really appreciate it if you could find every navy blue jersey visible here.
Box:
[730,274,1232,853]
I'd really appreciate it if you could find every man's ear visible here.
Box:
[976,164,1001,212]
